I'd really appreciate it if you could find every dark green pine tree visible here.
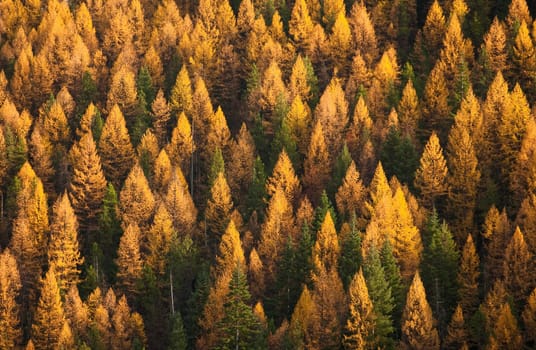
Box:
[216,264,264,350]
[246,156,267,219]
[273,234,300,321]
[90,108,104,142]
[380,240,405,330]
[76,71,98,120]
[421,210,459,331]
[270,120,299,172]
[137,265,167,350]
[338,214,362,289]
[380,127,419,187]
[169,235,202,314]
[312,191,337,234]
[295,221,314,290]
[168,312,187,350]
[99,182,122,279]
[5,126,27,176]
[208,147,225,187]
[328,143,352,199]
[363,245,395,349]
[137,66,156,107]
[185,265,210,347]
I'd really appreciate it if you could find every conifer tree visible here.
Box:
[48,192,83,295]
[303,121,330,203]
[343,269,375,350]
[414,132,448,208]
[400,271,440,350]
[289,0,315,52]
[490,302,523,350]
[119,162,155,230]
[289,286,320,349]
[457,234,480,318]
[421,64,450,141]
[265,149,301,205]
[421,213,459,327]
[478,17,508,90]
[166,112,195,177]
[363,245,394,349]
[165,167,197,235]
[215,264,263,349]
[150,89,171,147]
[205,171,233,254]
[397,80,421,144]
[338,217,362,289]
[227,123,255,203]
[0,249,22,349]
[116,224,143,297]
[98,105,135,187]
[348,1,378,66]
[503,227,534,306]
[284,95,311,156]
[522,287,536,346]
[68,130,107,235]
[31,267,66,350]
[443,304,468,350]
[481,206,511,287]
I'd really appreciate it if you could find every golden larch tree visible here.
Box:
[152,149,172,191]
[98,104,135,187]
[115,224,143,298]
[170,65,193,117]
[503,227,534,305]
[227,123,255,203]
[289,0,315,52]
[290,286,320,349]
[490,302,523,350]
[150,89,171,147]
[522,287,536,344]
[31,267,66,350]
[313,211,340,272]
[119,162,155,230]
[285,95,311,156]
[303,121,330,203]
[265,149,301,205]
[166,112,195,176]
[457,234,480,318]
[0,249,22,349]
[443,304,468,350]
[68,130,107,235]
[164,167,197,236]
[421,63,450,140]
[106,66,139,122]
[397,80,421,144]
[343,269,375,349]
[47,192,83,295]
[512,20,536,100]
[336,160,366,220]
[400,271,440,350]
[205,171,234,253]
[481,206,511,286]
[348,1,378,65]
[314,77,349,158]
[414,132,448,208]
[146,203,175,277]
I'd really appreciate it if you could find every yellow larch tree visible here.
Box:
[106,66,140,122]
[505,0,532,32]
[31,267,66,350]
[119,162,155,230]
[285,95,311,156]
[165,167,197,236]
[329,11,351,74]
[522,287,536,344]
[288,55,311,103]
[265,149,301,205]
[443,304,468,350]
[289,0,315,52]
[47,192,83,295]
[303,121,330,203]
[414,132,448,208]
[481,279,509,336]
[146,203,175,277]
[206,106,231,160]
[142,46,164,89]
[41,99,70,146]
[314,77,349,158]
[313,211,340,272]
[63,286,87,341]
[170,66,194,117]
[68,130,107,235]
[137,129,160,179]
[0,249,22,349]
[510,119,536,207]
[115,224,143,298]
[457,234,480,318]
[343,269,375,350]
[400,271,440,350]
[503,227,534,305]
[198,220,245,350]
[490,302,523,350]
[481,206,511,286]
[446,119,480,242]
[248,248,265,302]
[166,112,195,176]
[345,53,372,104]
[348,1,378,66]
[98,105,135,187]
[512,20,536,98]
[479,17,509,84]
[397,79,421,144]
[421,63,450,140]
[289,286,320,348]
[227,123,255,203]
[498,84,531,192]
[150,89,171,147]
[29,126,55,198]
[258,187,295,285]
[335,160,366,220]
[346,95,373,164]
[205,171,234,254]
[152,148,172,192]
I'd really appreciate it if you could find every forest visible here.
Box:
[0,0,536,348]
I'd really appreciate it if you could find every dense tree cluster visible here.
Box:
[1,0,536,348]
